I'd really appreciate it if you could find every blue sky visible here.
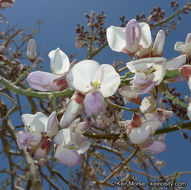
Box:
[1,0,191,188]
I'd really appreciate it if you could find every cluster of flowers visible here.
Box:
[17,18,191,166]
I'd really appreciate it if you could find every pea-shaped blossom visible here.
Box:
[17,112,90,166]
[125,113,166,154]
[27,48,70,91]
[54,119,90,167]
[107,19,151,56]
[66,60,120,116]
[174,33,191,56]
[127,57,166,94]
[107,18,167,58]
[17,112,59,159]
[140,96,173,123]
[125,113,161,144]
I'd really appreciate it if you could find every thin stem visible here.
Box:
[100,147,139,184]
[105,98,139,112]
[162,83,188,108]
[0,92,17,121]
[153,8,185,27]
[0,76,74,99]
[87,42,108,59]
[14,63,36,85]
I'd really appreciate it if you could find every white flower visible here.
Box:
[127,57,166,94]
[66,60,120,116]
[174,33,191,56]
[107,19,152,57]
[27,48,70,91]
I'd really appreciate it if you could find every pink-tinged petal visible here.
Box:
[139,81,156,94]
[32,137,52,159]
[60,93,84,128]
[22,112,48,133]
[185,33,191,43]
[142,120,161,134]
[75,119,90,134]
[130,78,151,85]
[132,113,142,126]
[152,30,165,56]
[48,48,70,75]
[127,125,151,144]
[99,64,120,97]
[27,39,36,62]
[140,96,156,113]
[84,91,104,117]
[54,129,72,146]
[127,57,166,73]
[187,102,191,120]
[179,65,191,82]
[17,131,42,149]
[71,133,86,147]
[185,95,191,104]
[140,139,167,154]
[55,146,81,167]
[106,25,126,52]
[139,22,152,49]
[51,75,68,91]
[118,85,141,104]
[77,140,91,154]
[166,55,186,70]
[66,60,100,92]
[0,0,15,8]
[174,41,185,52]
[125,19,141,54]
[27,71,60,91]
[46,112,59,137]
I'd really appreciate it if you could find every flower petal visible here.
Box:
[77,140,91,154]
[84,91,104,116]
[140,138,167,154]
[22,112,48,133]
[54,128,72,146]
[99,64,121,97]
[187,102,191,120]
[174,41,185,52]
[17,131,42,149]
[128,125,151,144]
[66,60,100,93]
[55,146,81,167]
[106,25,126,52]
[139,22,152,49]
[166,55,186,70]
[27,71,60,91]
[48,48,70,75]
[60,93,84,128]
[46,111,59,137]
[125,19,141,54]
[127,57,166,73]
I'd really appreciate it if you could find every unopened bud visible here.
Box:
[27,39,36,62]
[152,30,165,56]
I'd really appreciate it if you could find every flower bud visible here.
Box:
[27,39,36,62]
[152,30,165,56]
